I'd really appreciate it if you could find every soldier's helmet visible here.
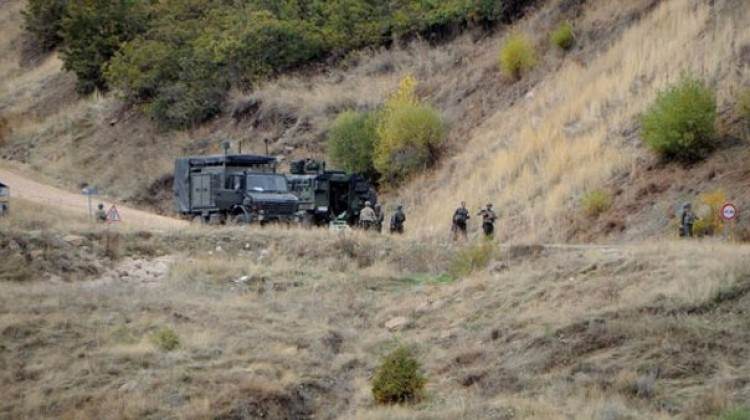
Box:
[487,203,493,208]
[683,202,692,210]
[365,201,372,207]
[98,203,104,210]
[397,205,403,210]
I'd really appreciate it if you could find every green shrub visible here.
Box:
[738,89,750,129]
[22,0,68,51]
[641,75,717,162]
[150,327,180,352]
[550,22,575,50]
[499,33,537,79]
[720,407,750,420]
[327,110,379,176]
[449,241,496,278]
[371,345,426,404]
[374,76,446,184]
[692,189,726,237]
[581,190,612,217]
[61,0,150,94]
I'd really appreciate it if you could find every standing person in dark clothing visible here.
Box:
[478,203,497,239]
[390,205,406,234]
[452,202,470,241]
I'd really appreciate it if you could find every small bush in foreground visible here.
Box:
[150,327,180,352]
[499,33,537,79]
[371,345,426,404]
[641,75,717,162]
[581,190,612,217]
[449,241,496,278]
[550,22,575,50]
[327,110,379,176]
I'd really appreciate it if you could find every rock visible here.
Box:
[215,245,224,253]
[30,250,44,259]
[490,262,509,273]
[283,146,295,153]
[244,243,251,250]
[7,240,22,252]
[385,316,411,331]
[62,235,85,247]
[234,275,250,284]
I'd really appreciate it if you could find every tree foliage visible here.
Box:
[25,0,537,127]
[499,33,537,80]
[374,75,446,184]
[61,0,149,94]
[22,0,69,51]
[641,75,717,162]
[327,110,379,176]
[371,345,426,404]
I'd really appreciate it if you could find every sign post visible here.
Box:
[720,203,738,241]
[81,186,98,221]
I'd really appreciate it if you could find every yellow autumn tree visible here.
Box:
[374,75,446,184]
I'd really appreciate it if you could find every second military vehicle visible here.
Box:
[174,153,299,224]
[286,159,377,226]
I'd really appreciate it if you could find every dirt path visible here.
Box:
[0,165,187,231]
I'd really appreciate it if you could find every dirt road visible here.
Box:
[0,165,187,231]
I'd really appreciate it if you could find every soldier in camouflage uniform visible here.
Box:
[95,203,107,223]
[477,203,497,239]
[374,203,385,233]
[680,202,698,238]
[359,201,377,231]
[452,202,470,241]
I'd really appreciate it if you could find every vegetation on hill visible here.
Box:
[23,0,535,127]
[641,74,717,162]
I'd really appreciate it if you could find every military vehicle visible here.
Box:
[286,159,377,226]
[174,153,299,224]
[0,182,8,216]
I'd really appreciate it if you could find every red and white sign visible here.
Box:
[720,203,738,221]
[106,205,122,223]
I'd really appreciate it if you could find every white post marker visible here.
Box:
[106,205,122,223]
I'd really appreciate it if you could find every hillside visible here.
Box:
[3,201,750,419]
[2,1,750,418]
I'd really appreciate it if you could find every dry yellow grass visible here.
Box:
[399,0,750,241]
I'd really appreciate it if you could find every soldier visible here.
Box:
[680,202,698,238]
[452,201,470,241]
[477,203,497,238]
[390,205,406,234]
[359,201,377,231]
[375,203,385,233]
[95,203,107,223]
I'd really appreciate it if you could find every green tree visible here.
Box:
[22,0,69,51]
[60,0,149,94]
[327,110,379,176]
[374,76,446,184]
[641,75,717,162]
[371,345,426,404]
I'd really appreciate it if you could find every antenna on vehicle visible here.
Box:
[264,138,270,156]
[221,140,231,156]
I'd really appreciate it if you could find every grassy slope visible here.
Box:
[2,205,750,418]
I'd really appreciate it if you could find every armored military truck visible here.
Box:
[174,154,298,224]
[286,159,377,226]
[0,182,8,216]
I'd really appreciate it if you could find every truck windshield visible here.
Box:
[246,174,288,193]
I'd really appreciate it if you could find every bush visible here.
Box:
[374,76,446,184]
[692,189,726,237]
[550,22,575,50]
[738,89,750,129]
[327,110,379,176]
[581,190,612,217]
[641,75,717,162]
[371,345,426,404]
[22,0,68,51]
[61,0,150,94]
[720,407,750,420]
[150,327,180,352]
[449,241,496,278]
[499,33,537,79]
